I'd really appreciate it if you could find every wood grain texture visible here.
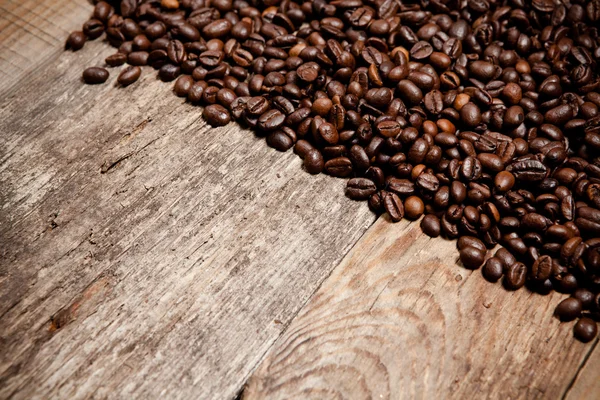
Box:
[245,217,598,399]
[0,41,375,399]
[0,0,90,95]
[564,341,600,400]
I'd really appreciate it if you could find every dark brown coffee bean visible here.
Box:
[324,157,353,177]
[460,246,486,269]
[504,262,527,290]
[421,214,441,237]
[457,236,486,252]
[482,257,503,282]
[82,67,109,84]
[159,64,181,82]
[555,298,583,321]
[507,159,548,182]
[384,192,404,222]
[258,109,285,131]
[117,65,141,87]
[106,53,127,67]
[203,19,233,39]
[266,128,296,152]
[67,31,86,51]
[346,178,377,200]
[404,196,424,219]
[424,90,443,115]
[304,149,324,175]
[410,41,433,60]
[203,104,231,127]
[416,173,439,193]
[574,317,598,343]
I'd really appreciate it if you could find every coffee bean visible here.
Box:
[346,178,377,200]
[106,53,127,67]
[460,246,486,269]
[460,103,481,128]
[504,262,527,290]
[118,66,141,87]
[574,317,598,343]
[203,104,231,127]
[457,236,486,252]
[258,109,285,131]
[82,67,109,84]
[494,171,515,192]
[410,41,433,59]
[482,257,503,282]
[304,149,324,175]
[324,157,353,177]
[404,196,424,219]
[67,31,86,51]
[531,255,553,281]
[421,214,441,237]
[384,192,404,222]
[555,298,583,321]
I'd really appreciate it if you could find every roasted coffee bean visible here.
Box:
[82,67,109,84]
[384,192,404,222]
[117,66,141,87]
[106,53,127,67]
[574,318,598,343]
[482,257,504,282]
[404,196,425,219]
[324,157,353,177]
[346,178,377,200]
[267,129,296,152]
[203,104,231,127]
[460,246,486,269]
[457,236,486,252]
[304,149,324,175]
[67,31,86,51]
[174,75,194,97]
[504,262,527,290]
[410,41,433,60]
[421,214,441,237]
[555,298,583,321]
[258,109,285,131]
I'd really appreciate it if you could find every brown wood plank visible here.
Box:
[0,39,376,398]
[244,217,598,399]
[564,342,600,400]
[0,0,90,95]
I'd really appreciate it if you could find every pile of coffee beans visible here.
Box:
[67,0,600,342]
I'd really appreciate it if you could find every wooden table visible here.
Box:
[0,2,598,399]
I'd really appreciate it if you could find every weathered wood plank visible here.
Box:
[564,342,600,400]
[245,217,597,399]
[0,0,90,95]
[0,41,375,399]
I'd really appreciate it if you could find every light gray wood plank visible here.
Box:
[0,41,375,399]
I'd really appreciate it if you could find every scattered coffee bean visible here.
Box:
[554,298,583,322]
[117,66,141,87]
[82,67,109,84]
[574,318,598,343]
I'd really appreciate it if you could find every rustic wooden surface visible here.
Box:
[0,2,598,399]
